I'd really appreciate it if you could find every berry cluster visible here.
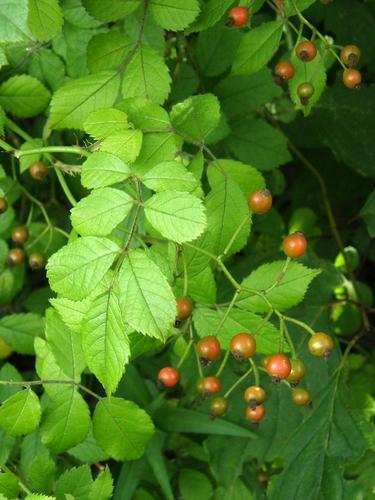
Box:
[1,161,48,270]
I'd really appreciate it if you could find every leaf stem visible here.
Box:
[224,363,252,399]
[249,358,260,386]
[14,146,90,158]
[0,379,101,400]
[216,350,230,377]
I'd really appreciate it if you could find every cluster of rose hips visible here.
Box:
[275,41,362,106]
[0,161,48,270]
[157,188,334,426]
[225,5,362,106]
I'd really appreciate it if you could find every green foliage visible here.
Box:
[0,1,373,498]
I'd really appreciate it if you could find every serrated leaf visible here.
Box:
[87,30,132,73]
[237,261,321,313]
[0,471,19,498]
[47,236,120,300]
[93,397,155,460]
[232,21,283,75]
[197,24,242,77]
[118,250,175,339]
[83,108,129,140]
[0,363,22,402]
[81,152,131,189]
[34,338,71,398]
[205,179,250,256]
[193,307,281,354]
[41,389,91,454]
[150,0,200,31]
[81,279,130,395]
[49,297,90,334]
[122,46,171,104]
[145,191,207,243]
[186,0,233,34]
[207,159,265,197]
[56,464,93,500]
[100,129,143,163]
[50,71,121,129]
[29,48,65,91]
[67,428,109,464]
[170,93,220,141]
[215,67,282,116]
[71,188,134,236]
[228,118,292,171]
[288,46,327,116]
[0,313,44,355]
[142,161,198,193]
[0,0,31,43]
[82,0,140,23]
[28,0,63,41]
[0,75,50,118]
[89,466,113,500]
[45,308,86,380]
[25,495,55,500]
[24,452,56,494]
[0,390,41,437]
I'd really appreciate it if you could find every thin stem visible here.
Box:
[216,350,230,377]
[279,315,285,352]
[213,289,240,337]
[0,379,101,400]
[14,146,90,158]
[54,166,77,206]
[177,339,194,369]
[0,138,14,152]
[249,358,260,386]
[222,213,251,257]
[182,249,188,297]
[0,465,32,495]
[263,257,291,294]
[283,321,297,358]
[224,364,253,399]
[283,315,315,336]
[253,309,274,335]
[288,141,370,331]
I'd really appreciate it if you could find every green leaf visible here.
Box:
[361,190,375,237]
[49,296,90,334]
[268,376,367,499]
[56,464,93,500]
[68,428,109,464]
[0,313,44,355]
[29,48,65,91]
[232,21,283,75]
[100,130,143,163]
[93,397,155,460]
[0,363,22,402]
[237,261,321,313]
[145,433,174,500]
[89,466,113,500]
[0,428,16,466]
[288,47,327,116]
[150,0,200,31]
[83,108,129,140]
[24,452,56,494]
[205,179,250,256]
[186,0,234,34]
[87,31,132,73]
[142,161,198,193]
[170,93,220,141]
[46,236,120,300]
[45,308,86,380]
[122,46,171,104]
[176,267,217,306]
[0,75,50,118]
[207,159,265,197]
[193,307,281,354]
[27,0,63,41]
[82,0,141,23]
[0,472,19,498]
[0,389,41,437]
[41,388,91,453]
[35,338,71,398]
[25,495,55,500]
[228,118,292,171]
[197,24,242,77]
[62,0,101,28]
[50,71,121,129]
[285,0,316,15]
[71,188,134,236]
[145,191,207,243]
[0,0,31,43]
[154,406,254,438]
[81,152,131,189]
[215,67,281,116]
[179,469,213,500]
[81,279,130,395]
[118,250,175,340]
